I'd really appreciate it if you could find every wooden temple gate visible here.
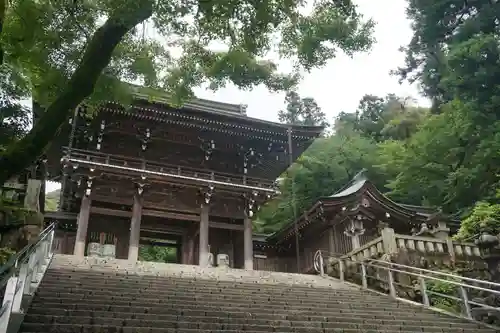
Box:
[43,91,323,270]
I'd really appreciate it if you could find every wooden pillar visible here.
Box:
[176,244,182,263]
[181,234,187,264]
[328,227,335,256]
[351,235,360,250]
[187,236,195,265]
[198,205,209,267]
[243,215,253,270]
[73,195,91,257]
[128,191,143,262]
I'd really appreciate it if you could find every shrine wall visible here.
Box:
[299,228,331,271]
[358,227,379,250]
[254,255,295,272]
[333,220,353,254]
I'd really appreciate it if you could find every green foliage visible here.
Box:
[0,247,15,265]
[0,66,30,151]
[0,0,375,185]
[455,201,500,241]
[44,189,59,212]
[1,0,375,105]
[278,91,329,127]
[256,129,381,233]
[139,245,177,263]
[384,0,500,216]
[257,92,428,233]
[336,94,427,142]
[426,277,460,313]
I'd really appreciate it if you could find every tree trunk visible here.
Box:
[0,2,153,185]
[0,0,6,64]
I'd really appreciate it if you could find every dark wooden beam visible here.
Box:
[90,206,244,231]
[90,206,198,221]
[209,221,244,231]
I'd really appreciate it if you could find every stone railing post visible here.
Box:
[381,227,397,254]
[446,238,456,264]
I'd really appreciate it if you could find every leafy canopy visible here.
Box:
[0,0,375,185]
[2,0,375,107]
[278,91,330,127]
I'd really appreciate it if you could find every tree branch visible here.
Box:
[0,2,154,185]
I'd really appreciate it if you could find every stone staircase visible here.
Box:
[19,255,496,333]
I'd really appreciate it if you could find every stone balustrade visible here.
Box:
[395,234,448,254]
[452,241,482,257]
[394,234,481,258]
[343,236,385,263]
[328,228,483,277]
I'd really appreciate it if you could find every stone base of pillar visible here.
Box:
[217,254,230,268]
[102,244,116,259]
[74,242,86,258]
[128,246,139,262]
[87,242,101,257]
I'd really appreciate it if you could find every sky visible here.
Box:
[192,0,429,122]
[46,0,423,193]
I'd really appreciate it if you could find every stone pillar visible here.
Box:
[73,195,91,257]
[198,205,209,267]
[243,215,253,270]
[381,227,397,254]
[433,221,450,240]
[128,190,143,262]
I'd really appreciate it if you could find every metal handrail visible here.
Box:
[356,257,500,288]
[0,222,56,277]
[314,250,500,328]
[316,249,500,289]
[0,222,56,333]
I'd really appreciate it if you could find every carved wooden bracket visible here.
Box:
[199,137,216,161]
[135,182,146,196]
[133,174,148,196]
[95,120,106,151]
[244,190,259,217]
[201,184,215,205]
[344,217,365,237]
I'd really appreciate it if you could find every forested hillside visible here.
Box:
[257,0,500,241]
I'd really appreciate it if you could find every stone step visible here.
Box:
[27,300,460,320]
[47,255,344,288]
[39,279,348,297]
[40,273,354,290]
[21,314,489,332]
[22,256,495,333]
[31,294,423,312]
[22,320,495,333]
[34,287,399,305]
[36,283,379,301]
[38,275,364,292]
[32,295,395,310]
[26,307,471,325]
[24,325,487,333]
[41,270,345,290]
